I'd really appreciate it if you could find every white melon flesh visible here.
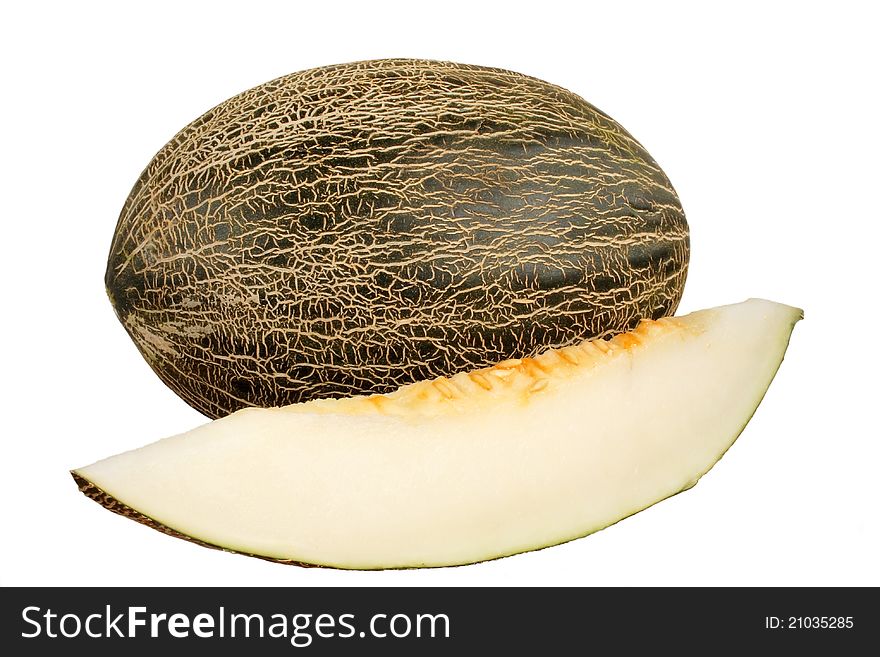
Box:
[74,299,801,569]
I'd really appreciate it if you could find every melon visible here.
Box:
[106,58,689,418]
[73,299,800,569]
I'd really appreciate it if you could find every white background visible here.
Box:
[1,1,877,586]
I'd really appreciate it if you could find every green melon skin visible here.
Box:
[106,58,689,418]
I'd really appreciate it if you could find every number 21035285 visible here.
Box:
[765,616,854,630]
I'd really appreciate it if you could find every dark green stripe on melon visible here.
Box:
[106,59,689,418]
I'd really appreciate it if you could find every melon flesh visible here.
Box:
[73,299,801,569]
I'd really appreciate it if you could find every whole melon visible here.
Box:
[106,59,689,418]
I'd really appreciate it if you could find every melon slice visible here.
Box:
[73,299,801,569]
